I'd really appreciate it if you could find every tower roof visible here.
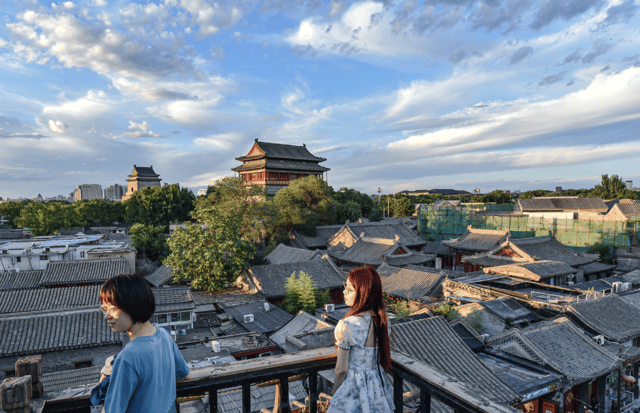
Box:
[235,139,327,162]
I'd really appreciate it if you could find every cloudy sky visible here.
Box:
[1,0,640,198]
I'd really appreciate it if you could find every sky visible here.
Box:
[1,0,640,199]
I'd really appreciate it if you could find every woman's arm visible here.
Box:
[333,347,350,395]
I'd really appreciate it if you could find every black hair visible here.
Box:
[100,273,155,323]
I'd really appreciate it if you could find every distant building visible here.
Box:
[232,139,330,197]
[122,165,162,201]
[73,184,102,202]
[104,184,126,201]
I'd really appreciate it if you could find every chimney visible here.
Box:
[1,375,32,412]
[15,355,42,398]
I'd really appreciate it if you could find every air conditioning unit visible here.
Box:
[592,335,605,346]
[264,302,270,312]
[170,331,177,342]
[211,341,220,353]
[324,304,335,312]
[621,282,631,292]
[567,281,574,285]
[480,334,490,342]
[612,282,622,293]
[243,314,254,323]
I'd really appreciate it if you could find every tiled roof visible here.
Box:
[422,241,450,256]
[222,301,294,335]
[620,290,640,312]
[255,141,327,161]
[330,222,426,248]
[516,197,608,211]
[329,239,435,267]
[450,320,484,352]
[244,257,345,299]
[0,285,100,314]
[265,244,323,265]
[268,310,332,349]
[377,263,443,300]
[41,258,131,286]
[390,317,518,404]
[567,275,626,292]
[131,165,159,177]
[41,366,101,393]
[442,227,510,252]
[567,294,640,342]
[576,261,617,275]
[0,309,121,357]
[218,380,307,413]
[153,286,195,313]
[290,225,343,249]
[483,261,577,281]
[462,254,521,267]
[487,317,619,385]
[480,297,538,323]
[616,201,640,216]
[145,264,175,287]
[0,270,44,290]
[509,236,598,267]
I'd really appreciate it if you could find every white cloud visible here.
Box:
[48,119,66,133]
[115,120,166,139]
[175,0,255,40]
[193,132,244,149]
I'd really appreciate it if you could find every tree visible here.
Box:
[273,176,336,236]
[519,190,552,199]
[164,207,255,292]
[130,223,170,262]
[482,190,512,204]
[0,200,30,228]
[391,196,414,217]
[281,270,331,315]
[15,202,82,236]
[434,304,460,322]
[587,242,613,264]
[590,174,639,200]
[333,188,375,218]
[387,299,410,321]
[75,199,126,226]
[195,176,280,243]
[125,184,195,229]
[335,200,362,224]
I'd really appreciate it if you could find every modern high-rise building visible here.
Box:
[73,184,103,202]
[104,184,127,201]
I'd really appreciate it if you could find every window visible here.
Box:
[180,312,191,322]
[3,370,15,378]
[15,257,21,263]
[157,314,168,324]
[80,251,85,258]
[74,360,93,369]
[40,256,49,261]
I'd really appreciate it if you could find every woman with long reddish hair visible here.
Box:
[327,266,393,413]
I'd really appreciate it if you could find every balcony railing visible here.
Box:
[41,347,520,413]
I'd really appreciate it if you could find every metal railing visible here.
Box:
[41,347,520,413]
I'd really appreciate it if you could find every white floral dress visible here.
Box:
[327,315,394,413]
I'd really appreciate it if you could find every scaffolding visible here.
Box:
[418,206,640,250]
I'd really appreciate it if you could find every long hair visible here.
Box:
[344,266,391,372]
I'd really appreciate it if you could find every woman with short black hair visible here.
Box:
[99,274,190,413]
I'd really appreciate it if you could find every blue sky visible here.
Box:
[1,0,640,198]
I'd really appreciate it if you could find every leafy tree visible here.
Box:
[335,200,362,224]
[391,196,414,217]
[15,202,82,236]
[333,188,375,218]
[590,174,639,200]
[368,206,383,222]
[465,310,484,333]
[164,207,255,292]
[434,304,460,322]
[273,176,336,236]
[75,199,126,226]
[130,223,170,262]
[587,242,613,264]
[281,270,331,315]
[519,189,552,199]
[125,184,195,229]
[0,200,30,228]
[387,300,411,321]
[482,190,512,204]
[195,176,279,243]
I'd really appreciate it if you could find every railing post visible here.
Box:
[309,371,318,413]
[279,374,291,413]
[209,386,218,413]
[420,387,431,413]
[393,370,403,413]
[242,383,251,413]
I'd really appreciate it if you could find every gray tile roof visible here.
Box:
[41,366,101,393]
[330,222,426,248]
[480,297,538,323]
[265,244,323,265]
[567,294,640,342]
[131,165,159,177]
[509,236,598,267]
[576,261,617,275]
[442,227,510,252]
[248,140,327,162]
[145,264,175,287]
[0,270,44,290]
[0,309,121,357]
[516,197,608,212]
[243,257,345,299]
[390,317,519,404]
[377,263,443,300]
[268,310,332,349]
[221,301,294,335]
[217,379,307,413]
[41,258,131,286]
[450,320,484,352]
[329,239,435,267]
[422,241,450,256]
[290,225,344,249]
[483,261,577,281]
[0,285,101,314]
[153,286,195,313]
[487,317,619,385]
[567,275,626,292]
[616,201,640,216]
[619,290,640,312]
[462,254,521,267]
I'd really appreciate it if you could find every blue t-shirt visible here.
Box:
[105,327,190,413]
